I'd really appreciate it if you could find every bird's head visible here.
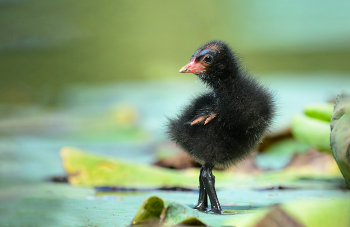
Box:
[179,40,237,87]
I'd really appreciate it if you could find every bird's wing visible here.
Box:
[188,93,217,125]
[190,112,217,125]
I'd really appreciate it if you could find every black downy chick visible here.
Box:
[167,40,275,214]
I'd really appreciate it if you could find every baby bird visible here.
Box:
[167,40,275,213]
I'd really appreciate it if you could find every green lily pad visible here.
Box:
[61,146,198,188]
[130,197,208,226]
[304,103,334,122]
[252,205,304,227]
[223,198,350,227]
[283,199,350,227]
[162,201,203,226]
[60,146,344,191]
[131,196,164,225]
[60,146,246,189]
[291,114,331,153]
[178,217,206,226]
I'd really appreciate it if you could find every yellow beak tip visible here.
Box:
[179,66,188,73]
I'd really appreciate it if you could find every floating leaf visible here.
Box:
[60,146,343,191]
[224,199,350,227]
[304,103,334,122]
[60,146,199,188]
[253,205,305,227]
[283,199,350,227]
[131,196,164,225]
[291,114,331,153]
[60,146,241,189]
[130,197,208,226]
[162,201,204,226]
[177,217,207,226]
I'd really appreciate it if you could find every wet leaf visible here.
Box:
[253,205,305,227]
[131,196,164,225]
[304,103,334,122]
[60,146,344,191]
[130,197,208,226]
[291,114,331,153]
[224,199,350,227]
[162,201,203,226]
[283,199,350,227]
[60,146,199,188]
[177,217,207,226]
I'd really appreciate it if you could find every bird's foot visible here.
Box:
[193,202,207,211]
[209,208,223,214]
[190,113,217,125]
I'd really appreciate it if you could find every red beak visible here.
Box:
[179,58,205,74]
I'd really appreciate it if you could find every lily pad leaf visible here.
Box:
[131,196,164,225]
[304,103,334,122]
[224,199,350,227]
[162,201,204,226]
[253,205,305,227]
[60,146,235,188]
[131,197,207,226]
[283,199,350,227]
[291,114,331,153]
[60,146,199,188]
[177,217,207,226]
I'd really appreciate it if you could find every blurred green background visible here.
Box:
[1,0,350,104]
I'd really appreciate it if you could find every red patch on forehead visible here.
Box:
[204,44,220,53]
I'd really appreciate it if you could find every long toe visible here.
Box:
[210,208,223,214]
[194,203,207,211]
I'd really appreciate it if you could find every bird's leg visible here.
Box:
[194,166,208,211]
[201,163,222,213]
[190,113,217,125]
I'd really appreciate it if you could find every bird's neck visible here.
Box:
[209,68,242,93]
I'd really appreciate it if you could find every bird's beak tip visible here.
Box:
[179,66,188,73]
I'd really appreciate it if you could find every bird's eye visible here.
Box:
[203,55,213,64]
